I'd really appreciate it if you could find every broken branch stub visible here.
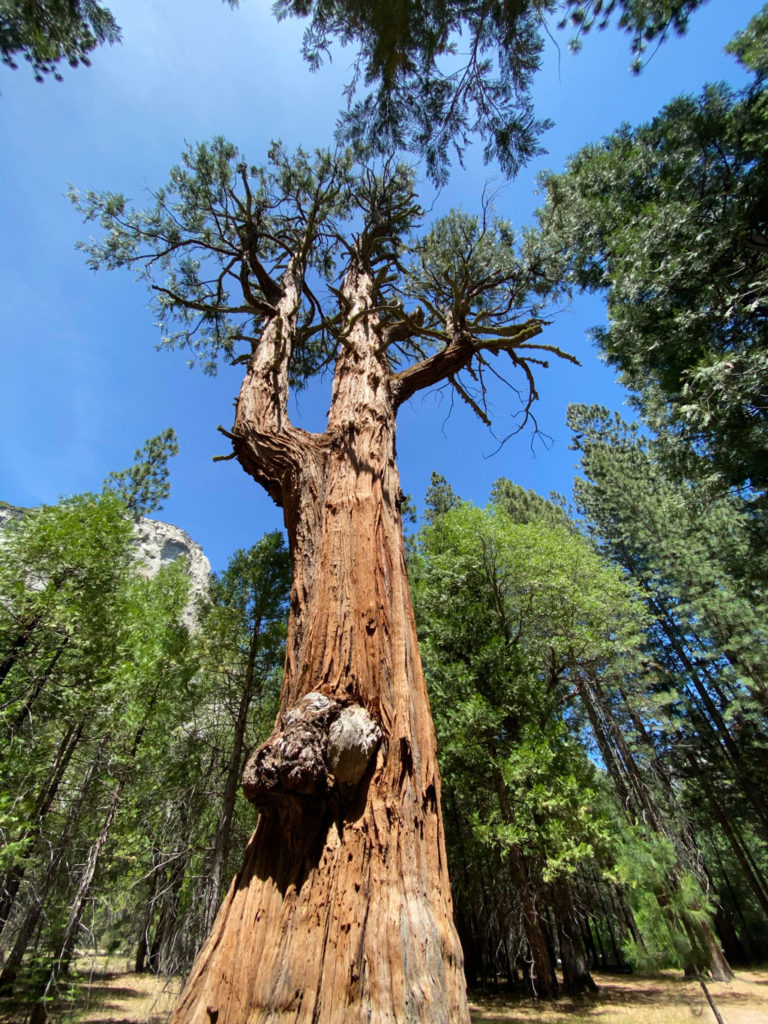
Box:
[242,692,382,809]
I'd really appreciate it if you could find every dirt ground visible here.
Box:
[1,962,767,1023]
[468,968,768,1024]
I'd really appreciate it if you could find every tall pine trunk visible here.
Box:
[551,876,596,995]
[171,262,468,1023]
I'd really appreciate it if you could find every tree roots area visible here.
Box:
[1,959,768,1024]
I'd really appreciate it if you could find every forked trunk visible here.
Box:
[172,264,469,1022]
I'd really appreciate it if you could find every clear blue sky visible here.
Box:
[0,0,761,570]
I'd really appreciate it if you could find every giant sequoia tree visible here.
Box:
[71,141,571,1022]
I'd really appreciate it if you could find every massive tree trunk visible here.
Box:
[172,260,469,1022]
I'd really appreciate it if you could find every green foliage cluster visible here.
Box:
[0,449,291,1012]
[0,0,120,80]
[3,460,767,1002]
[273,0,709,181]
[565,403,768,961]
[102,429,179,518]
[410,468,768,988]
[537,6,768,499]
[70,143,573,437]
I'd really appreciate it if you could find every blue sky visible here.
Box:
[0,0,761,570]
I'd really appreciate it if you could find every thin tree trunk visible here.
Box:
[589,863,622,967]
[4,637,69,742]
[134,877,157,975]
[552,876,596,994]
[582,674,731,980]
[712,843,756,962]
[0,612,43,688]
[0,721,83,933]
[0,734,105,992]
[708,793,768,918]
[55,777,124,973]
[149,841,189,975]
[488,759,559,999]
[29,720,148,1018]
[201,619,263,938]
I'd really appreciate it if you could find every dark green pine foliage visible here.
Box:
[567,403,768,956]
[270,0,709,183]
[68,140,573,434]
[102,429,179,519]
[537,5,768,500]
[0,0,121,80]
[423,472,459,523]
[69,141,354,378]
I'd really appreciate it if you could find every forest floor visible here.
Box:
[468,967,768,1024]
[0,961,767,1023]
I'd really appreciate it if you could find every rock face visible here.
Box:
[0,502,211,626]
[0,503,28,530]
[132,517,211,625]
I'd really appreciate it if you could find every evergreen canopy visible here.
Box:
[273,0,711,182]
[0,0,120,80]
[537,6,768,498]
[71,140,575,460]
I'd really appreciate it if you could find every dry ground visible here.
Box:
[1,960,767,1023]
[468,968,768,1024]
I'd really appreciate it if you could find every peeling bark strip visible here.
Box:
[172,258,471,1023]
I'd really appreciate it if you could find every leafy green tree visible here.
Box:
[537,6,768,499]
[567,403,768,962]
[414,478,743,985]
[0,0,120,81]
[0,501,196,1013]
[0,435,192,1009]
[0,492,134,746]
[412,493,648,994]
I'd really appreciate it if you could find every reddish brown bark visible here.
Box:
[171,259,469,1022]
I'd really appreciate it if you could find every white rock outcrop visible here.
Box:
[132,517,211,626]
